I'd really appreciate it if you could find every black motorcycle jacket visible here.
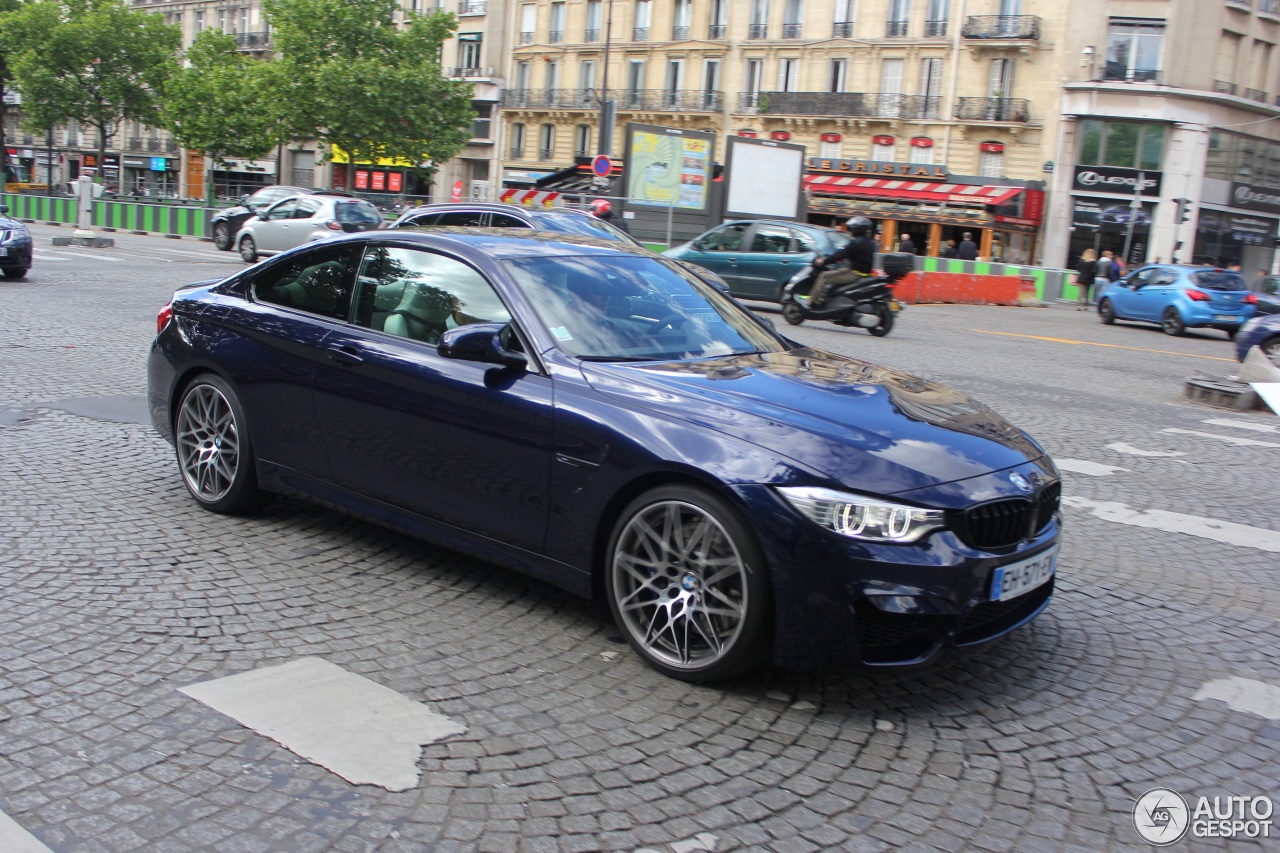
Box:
[820,236,876,275]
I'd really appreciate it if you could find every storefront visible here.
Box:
[502,167,555,188]
[212,158,277,198]
[1192,180,1280,272]
[1066,165,1162,269]
[802,157,1044,264]
[122,156,179,196]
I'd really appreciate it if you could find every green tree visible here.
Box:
[2,0,179,185]
[262,0,474,187]
[0,0,28,188]
[163,30,286,204]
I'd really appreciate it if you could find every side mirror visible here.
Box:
[0,205,8,214]
[438,323,527,369]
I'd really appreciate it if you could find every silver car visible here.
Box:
[236,195,384,263]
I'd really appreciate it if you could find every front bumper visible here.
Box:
[0,242,33,269]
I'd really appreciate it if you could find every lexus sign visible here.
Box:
[1231,181,1280,215]
[1072,165,1161,197]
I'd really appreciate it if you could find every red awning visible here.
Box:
[804,175,1025,206]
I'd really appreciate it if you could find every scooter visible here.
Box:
[779,252,913,337]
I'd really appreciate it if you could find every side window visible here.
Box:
[1129,268,1153,288]
[702,223,749,252]
[1152,268,1179,286]
[434,211,487,227]
[750,224,794,254]
[402,213,441,228]
[266,200,298,221]
[354,245,512,344]
[293,199,323,219]
[489,213,533,228]
[251,244,361,320]
[792,229,817,254]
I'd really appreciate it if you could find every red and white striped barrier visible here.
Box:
[497,189,563,208]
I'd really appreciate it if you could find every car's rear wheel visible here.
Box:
[1263,337,1280,366]
[174,375,265,515]
[239,235,258,263]
[606,485,771,682]
[212,222,232,251]
[1099,298,1116,324]
[781,301,805,325]
[1162,307,1186,336]
[2,268,27,280]
[867,304,894,337]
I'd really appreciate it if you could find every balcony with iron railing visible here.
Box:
[749,23,768,38]
[1101,66,1160,83]
[502,88,724,112]
[127,137,143,150]
[458,0,486,14]
[147,139,162,152]
[234,31,271,50]
[538,148,554,160]
[1214,80,1237,96]
[924,19,947,37]
[501,89,598,109]
[954,97,1030,122]
[1246,87,1268,102]
[549,30,563,43]
[509,147,525,159]
[165,141,179,153]
[450,66,495,78]
[886,20,909,36]
[519,31,533,44]
[709,23,726,38]
[633,26,649,40]
[738,91,942,120]
[782,23,802,38]
[673,25,689,40]
[833,21,853,37]
[584,28,599,41]
[962,15,1041,40]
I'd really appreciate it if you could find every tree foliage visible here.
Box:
[1,0,179,179]
[262,0,474,175]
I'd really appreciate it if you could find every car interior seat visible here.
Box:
[383,282,456,344]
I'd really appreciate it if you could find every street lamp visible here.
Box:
[597,0,616,159]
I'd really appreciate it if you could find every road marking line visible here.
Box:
[179,657,466,791]
[1203,417,1279,434]
[1055,459,1128,476]
[1193,677,1280,720]
[1063,496,1280,552]
[0,810,53,853]
[1163,428,1280,448]
[1106,442,1185,457]
[973,329,1236,362]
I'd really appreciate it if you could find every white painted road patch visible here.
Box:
[0,810,54,853]
[1193,677,1280,721]
[1203,417,1279,434]
[1062,497,1280,553]
[1162,428,1280,448]
[1105,442,1184,458]
[1055,459,1129,477]
[179,657,466,791]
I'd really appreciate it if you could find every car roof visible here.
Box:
[337,227,656,260]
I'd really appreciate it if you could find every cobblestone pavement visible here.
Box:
[1,226,1277,852]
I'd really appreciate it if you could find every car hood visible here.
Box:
[581,348,1045,495]
[0,214,27,231]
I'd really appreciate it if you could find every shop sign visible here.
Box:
[738,130,758,138]
[388,172,403,192]
[1230,181,1280,215]
[1072,196,1154,228]
[150,157,168,172]
[911,137,933,148]
[807,157,949,181]
[1072,165,1161,197]
[123,158,147,168]
[821,133,841,143]
[770,131,791,141]
[1216,212,1276,245]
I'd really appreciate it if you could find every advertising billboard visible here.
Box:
[725,136,805,220]
[623,123,714,211]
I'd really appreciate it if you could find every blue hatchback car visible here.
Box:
[148,231,1061,682]
[1096,264,1256,337]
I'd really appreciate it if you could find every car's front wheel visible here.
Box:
[1263,337,1280,366]
[212,221,232,251]
[174,375,265,515]
[239,235,258,263]
[606,485,771,682]
[2,268,28,280]
[1099,298,1116,324]
[1162,307,1186,336]
[781,301,806,325]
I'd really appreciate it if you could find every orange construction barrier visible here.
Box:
[892,271,1024,306]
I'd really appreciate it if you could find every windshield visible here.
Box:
[335,200,384,225]
[535,210,642,245]
[1190,270,1247,291]
[503,255,786,360]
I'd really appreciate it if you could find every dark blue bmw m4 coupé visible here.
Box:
[148,230,1061,681]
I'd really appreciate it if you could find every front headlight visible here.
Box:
[778,486,947,544]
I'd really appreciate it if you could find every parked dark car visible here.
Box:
[390,202,640,246]
[0,205,33,279]
[1235,313,1280,364]
[148,231,1061,682]
[1096,264,1256,337]
[664,220,852,302]
[209,185,351,251]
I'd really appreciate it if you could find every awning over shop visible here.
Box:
[804,174,1024,206]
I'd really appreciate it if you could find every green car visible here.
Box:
[664,219,851,302]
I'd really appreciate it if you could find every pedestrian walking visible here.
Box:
[957,232,978,261]
[899,233,917,255]
[1076,248,1099,311]
[940,239,957,259]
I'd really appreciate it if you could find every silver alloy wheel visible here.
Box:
[176,383,241,503]
[610,499,749,670]
[1264,338,1280,366]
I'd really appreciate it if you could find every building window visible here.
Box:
[471,102,492,139]
[783,0,803,37]
[674,0,692,40]
[549,2,565,42]
[664,59,685,107]
[872,138,895,160]
[978,145,1004,177]
[585,0,602,40]
[575,124,592,157]
[830,59,847,92]
[925,0,948,36]
[919,58,943,118]
[1078,120,1165,171]
[519,4,535,44]
[539,124,555,161]
[510,123,526,159]
[634,0,651,41]
[459,36,481,72]
[626,60,646,108]
[833,0,854,37]
[887,0,909,36]
[819,138,842,159]
[750,0,769,38]
[879,59,904,117]
[1105,19,1164,82]
[909,139,935,164]
[709,0,728,38]
[195,10,204,31]
[778,58,798,92]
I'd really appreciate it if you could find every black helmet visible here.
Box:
[845,216,872,237]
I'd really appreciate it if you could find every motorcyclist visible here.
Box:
[810,216,876,307]
[591,198,631,234]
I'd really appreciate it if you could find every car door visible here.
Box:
[732,222,809,300]
[216,242,363,479]
[311,242,555,552]
[1140,267,1181,322]
[253,199,300,252]
[682,223,752,293]
[1110,266,1154,319]
[281,198,325,251]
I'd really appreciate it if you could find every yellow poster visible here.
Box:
[627,131,710,210]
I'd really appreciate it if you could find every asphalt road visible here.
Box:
[1,225,1277,852]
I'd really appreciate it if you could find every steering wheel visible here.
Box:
[646,313,687,335]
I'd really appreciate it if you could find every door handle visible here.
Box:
[326,345,363,366]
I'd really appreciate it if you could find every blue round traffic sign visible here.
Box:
[591,155,612,178]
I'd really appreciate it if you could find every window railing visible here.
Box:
[954,97,1031,122]
[458,0,487,14]
[1246,87,1268,102]
[962,15,1041,40]
[452,67,490,78]
[782,23,802,38]
[234,31,270,49]
[165,141,179,153]
[739,91,941,120]
[549,30,563,43]
[749,23,768,38]
[1102,67,1161,83]
[501,89,721,112]
[538,148,554,160]
[709,23,726,38]
[833,21,853,37]
[1214,80,1237,96]
[886,20,908,36]
[128,137,143,149]
[147,139,162,151]
[924,19,947,36]
[632,26,649,40]
[584,28,599,41]
[673,25,689,40]
[519,31,533,44]
[509,147,525,159]
[1261,0,1280,15]
[470,118,491,139]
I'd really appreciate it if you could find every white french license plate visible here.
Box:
[990,546,1058,602]
[1214,314,1239,322]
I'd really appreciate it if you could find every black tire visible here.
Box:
[605,484,771,682]
[867,303,894,337]
[2,268,28,280]
[1223,326,1239,340]
[1263,337,1280,366]
[212,221,232,251]
[173,375,267,515]
[781,301,806,325]
[239,235,258,263]
[1099,298,1116,324]
[1162,307,1186,336]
